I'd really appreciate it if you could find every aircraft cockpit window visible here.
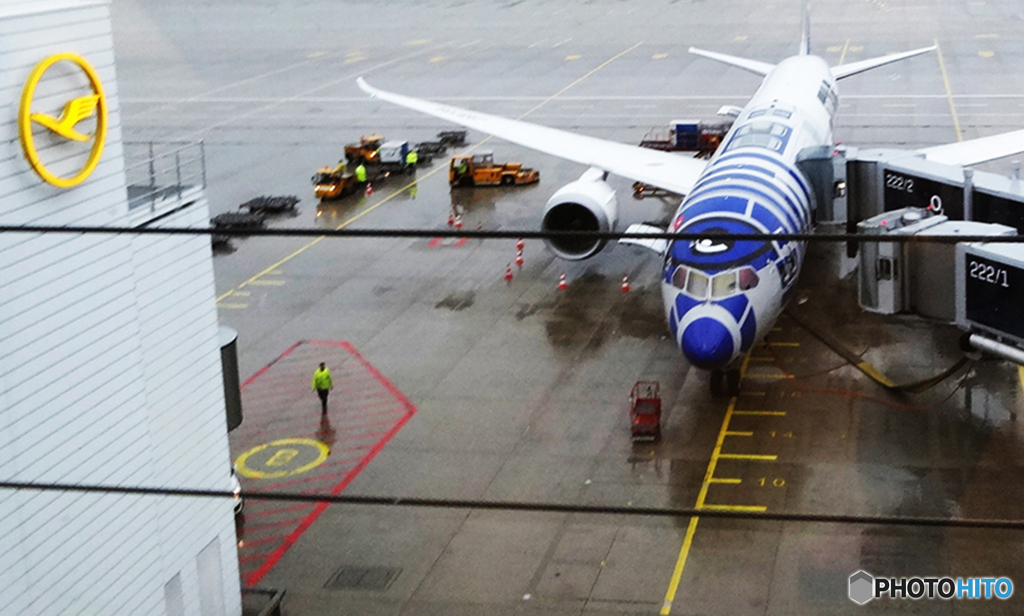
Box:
[729,134,783,151]
[748,109,767,118]
[672,265,688,290]
[771,109,792,118]
[725,121,790,153]
[711,271,738,298]
[686,269,709,298]
[739,267,760,290]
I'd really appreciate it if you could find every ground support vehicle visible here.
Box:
[414,141,447,163]
[437,130,467,147]
[629,381,661,441]
[377,140,416,174]
[344,134,384,165]
[312,164,359,200]
[240,195,299,214]
[639,119,733,158]
[448,152,539,187]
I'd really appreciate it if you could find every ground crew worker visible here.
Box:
[355,163,367,183]
[405,149,418,171]
[311,362,333,414]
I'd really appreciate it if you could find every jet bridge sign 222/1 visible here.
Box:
[961,251,1024,342]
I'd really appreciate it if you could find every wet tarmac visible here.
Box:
[113,0,1024,613]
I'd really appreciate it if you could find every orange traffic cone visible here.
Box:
[504,265,514,282]
[557,273,568,291]
[365,182,373,196]
[516,238,525,252]
[454,214,463,230]
[515,249,524,268]
[621,275,631,293]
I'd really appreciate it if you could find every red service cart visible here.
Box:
[629,381,661,441]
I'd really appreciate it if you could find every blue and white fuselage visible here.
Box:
[664,56,837,369]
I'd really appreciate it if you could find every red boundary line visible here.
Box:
[240,340,304,390]
[242,340,417,586]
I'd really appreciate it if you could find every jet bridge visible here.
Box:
[837,148,1024,365]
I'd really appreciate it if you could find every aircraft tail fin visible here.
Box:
[687,47,775,77]
[830,45,936,80]
[799,2,811,56]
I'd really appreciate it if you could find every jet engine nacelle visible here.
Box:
[541,168,618,260]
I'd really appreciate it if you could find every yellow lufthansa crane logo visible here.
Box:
[18,53,108,188]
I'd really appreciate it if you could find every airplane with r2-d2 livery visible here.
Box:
[358,14,1024,396]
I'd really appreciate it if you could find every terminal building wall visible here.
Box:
[0,2,240,615]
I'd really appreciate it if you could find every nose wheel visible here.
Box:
[710,368,741,397]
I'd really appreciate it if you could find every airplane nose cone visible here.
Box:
[681,317,734,369]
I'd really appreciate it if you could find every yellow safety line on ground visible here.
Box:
[217,42,644,306]
[764,341,800,347]
[662,347,784,614]
[934,39,963,142]
[701,504,768,512]
[837,39,851,66]
[1018,365,1024,399]
[718,453,778,461]
[659,395,737,615]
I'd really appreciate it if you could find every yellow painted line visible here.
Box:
[849,45,863,52]
[565,54,582,61]
[733,35,747,42]
[430,56,446,63]
[407,39,429,46]
[724,431,753,437]
[701,504,768,512]
[744,373,794,380]
[232,291,251,297]
[739,348,752,380]
[708,477,741,485]
[720,448,774,458]
[661,397,737,615]
[660,516,699,615]
[217,303,248,309]
[216,43,643,306]
[1018,365,1024,398]
[248,279,286,286]
[764,341,800,347]
[837,39,851,66]
[976,33,999,39]
[652,53,668,59]
[978,50,995,58]
[733,410,786,416]
[771,327,783,332]
[934,38,963,142]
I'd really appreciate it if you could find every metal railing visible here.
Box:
[124,141,206,213]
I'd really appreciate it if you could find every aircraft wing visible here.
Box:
[918,129,1024,167]
[357,78,708,196]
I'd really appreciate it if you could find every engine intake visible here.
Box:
[541,169,618,260]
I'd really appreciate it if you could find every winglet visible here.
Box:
[830,45,936,80]
[688,47,775,77]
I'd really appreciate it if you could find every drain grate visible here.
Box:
[325,566,401,590]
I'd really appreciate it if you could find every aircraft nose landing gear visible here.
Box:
[710,368,741,397]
